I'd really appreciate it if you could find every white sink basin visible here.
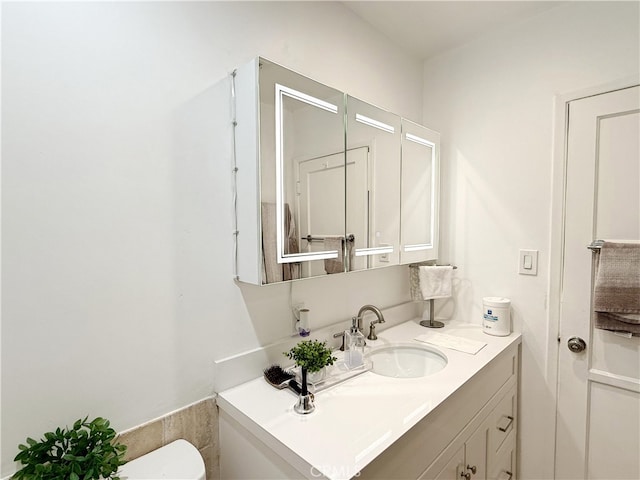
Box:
[367,343,448,378]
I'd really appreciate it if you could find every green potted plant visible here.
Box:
[12,416,127,480]
[284,339,337,414]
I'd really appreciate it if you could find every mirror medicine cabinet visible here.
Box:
[233,57,439,285]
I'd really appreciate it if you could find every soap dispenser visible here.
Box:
[345,317,365,369]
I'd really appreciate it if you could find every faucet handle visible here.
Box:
[367,317,386,341]
[333,331,346,351]
[367,322,378,341]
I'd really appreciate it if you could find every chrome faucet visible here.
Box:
[332,305,386,350]
[357,304,386,341]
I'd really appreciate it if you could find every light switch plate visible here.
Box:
[519,249,538,275]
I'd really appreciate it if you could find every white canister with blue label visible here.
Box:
[482,297,511,336]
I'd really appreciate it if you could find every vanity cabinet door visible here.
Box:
[465,420,489,480]
[489,431,516,480]
[420,418,489,480]
[419,445,465,480]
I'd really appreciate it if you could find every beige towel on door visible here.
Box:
[324,236,345,274]
[593,242,640,336]
[261,203,300,284]
[282,203,300,281]
[261,203,281,284]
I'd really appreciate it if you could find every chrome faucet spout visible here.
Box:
[356,305,386,340]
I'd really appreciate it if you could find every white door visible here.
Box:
[297,147,368,276]
[346,146,371,271]
[555,85,640,479]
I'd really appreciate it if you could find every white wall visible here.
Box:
[422,2,639,479]
[0,2,423,475]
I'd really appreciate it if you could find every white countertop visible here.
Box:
[217,319,522,480]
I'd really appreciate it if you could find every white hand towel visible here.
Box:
[418,265,453,299]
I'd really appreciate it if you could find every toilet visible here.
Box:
[118,439,206,480]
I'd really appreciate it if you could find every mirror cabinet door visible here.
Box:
[258,59,347,284]
[235,58,440,285]
[346,96,401,271]
[400,119,440,264]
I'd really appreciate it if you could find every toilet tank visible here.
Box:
[118,439,206,480]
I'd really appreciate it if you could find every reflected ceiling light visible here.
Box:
[356,114,395,133]
[405,133,434,148]
[355,246,394,257]
[404,244,432,252]
[277,83,338,114]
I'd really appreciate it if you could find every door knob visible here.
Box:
[567,337,587,353]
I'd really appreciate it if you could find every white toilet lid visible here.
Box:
[118,439,206,480]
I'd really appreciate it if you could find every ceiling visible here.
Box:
[343,1,567,60]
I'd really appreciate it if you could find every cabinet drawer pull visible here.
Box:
[467,464,477,475]
[497,415,514,432]
[497,471,513,480]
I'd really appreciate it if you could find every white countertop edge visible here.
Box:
[217,399,317,478]
[218,319,522,480]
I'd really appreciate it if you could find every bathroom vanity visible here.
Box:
[217,320,521,480]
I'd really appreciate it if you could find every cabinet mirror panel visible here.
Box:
[234,57,440,285]
[400,119,440,264]
[258,59,346,283]
[346,95,401,271]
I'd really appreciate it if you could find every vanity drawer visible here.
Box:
[489,384,517,454]
[489,431,516,480]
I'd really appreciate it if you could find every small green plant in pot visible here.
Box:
[284,339,337,373]
[284,340,337,414]
[12,416,127,480]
